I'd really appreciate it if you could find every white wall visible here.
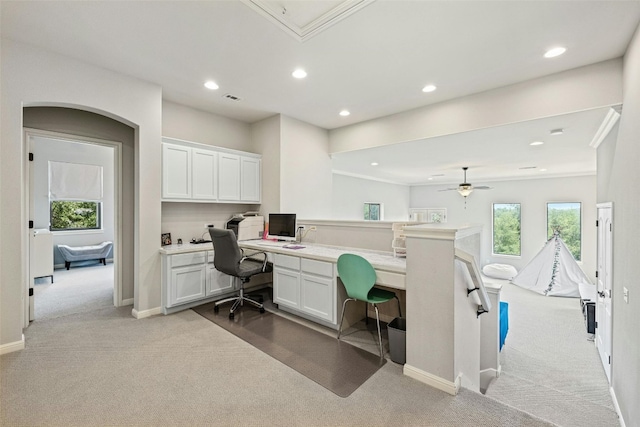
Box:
[598,22,640,426]
[331,173,410,221]
[250,115,281,218]
[329,59,623,154]
[31,137,114,266]
[162,100,253,152]
[280,116,333,219]
[1,38,162,347]
[411,175,597,282]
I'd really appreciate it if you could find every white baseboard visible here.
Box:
[132,306,162,319]
[0,334,25,355]
[121,298,134,306]
[610,386,626,427]
[403,364,461,395]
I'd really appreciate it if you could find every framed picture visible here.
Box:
[161,233,172,246]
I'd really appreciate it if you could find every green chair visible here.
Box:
[337,253,402,359]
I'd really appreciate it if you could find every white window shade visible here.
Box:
[49,161,103,201]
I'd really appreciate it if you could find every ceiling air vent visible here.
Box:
[223,94,241,101]
[519,166,537,170]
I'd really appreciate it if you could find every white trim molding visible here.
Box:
[590,107,621,149]
[121,298,134,306]
[0,334,25,355]
[403,364,461,395]
[132,306,162,319]
[610,387,626,427]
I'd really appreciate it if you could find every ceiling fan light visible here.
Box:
[458,184,473,197]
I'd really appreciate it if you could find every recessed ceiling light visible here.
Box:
[539,168,547,172]
[204,81,219,90]
[292,69,307,79]
[550,128,564,135]
[339,110,350,117]
[427,177,434,181]
[422,84,437,93]
[544,47,566,58]
[530,141,544,146]
[370,162,379,166]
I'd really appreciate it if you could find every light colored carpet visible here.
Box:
[1,305,552,427]
[33,263,113,320]
[484,279,619,427]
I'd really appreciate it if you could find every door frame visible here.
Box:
[23,128,123,326]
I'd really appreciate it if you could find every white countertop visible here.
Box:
[159,240,406,274]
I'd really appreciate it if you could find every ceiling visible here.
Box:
[2,1,639,183]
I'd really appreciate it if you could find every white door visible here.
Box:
[596,202,613,382]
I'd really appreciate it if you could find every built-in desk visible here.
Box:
[159,241,406,326]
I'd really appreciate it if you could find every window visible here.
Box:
[364,203,383,221]
[547,202,581,261]
[50,201,101,231]
[48,160,103,232]
[492,203,521,256]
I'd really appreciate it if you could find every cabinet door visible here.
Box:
[241,157,261,202]
[192,148,217,200]
[162,143,191,199]
[206,252,234,296]
[170,264,206,306]
[300,273,335,323]
[218,153,241,201]
[273,267,300,309]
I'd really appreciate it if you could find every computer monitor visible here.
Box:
[268,213,297,241]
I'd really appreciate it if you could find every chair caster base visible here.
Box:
[259,307,265,313]
[229,312,235,319]
[213,305,219,313]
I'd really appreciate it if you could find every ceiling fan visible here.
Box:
[440,167,492,199]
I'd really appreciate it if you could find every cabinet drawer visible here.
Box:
[274,253,300,270]
[171,252,206,268]
[301,258,333,277]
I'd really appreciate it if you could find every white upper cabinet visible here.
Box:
[161,137,260,204]
[192,148,217,200]
[218,153,241,201]
[241,157,261,202]
[162,143,191,199]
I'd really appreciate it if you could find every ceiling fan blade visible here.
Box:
[474,186,492,190]
[438,188,459,192]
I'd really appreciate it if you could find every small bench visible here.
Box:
[58,241,113,270]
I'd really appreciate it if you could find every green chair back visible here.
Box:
[337,253,376,301]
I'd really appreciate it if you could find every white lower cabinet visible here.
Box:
[163,250,233,312]
[273,254,336,324]
[168,252,207,306]
[273,267,300,309]
[206,251,234,296]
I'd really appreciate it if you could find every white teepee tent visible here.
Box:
[511,232,591,297]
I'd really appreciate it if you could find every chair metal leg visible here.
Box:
[374,304,384,359]
[337,298,354,340]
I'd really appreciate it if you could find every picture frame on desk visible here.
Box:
[161,233,172,246]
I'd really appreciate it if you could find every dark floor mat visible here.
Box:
[192,302,385,397]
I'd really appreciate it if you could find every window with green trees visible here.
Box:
[50,201,101,231]
[493,203,521,256]
[364,203,382,221]
[547,202,581,261]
